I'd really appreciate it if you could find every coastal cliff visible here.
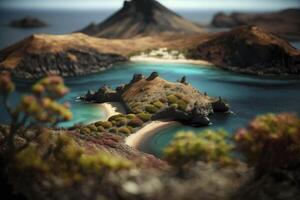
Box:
[79,0,203,38]
[187,26,300,75]
[0,33,127,79]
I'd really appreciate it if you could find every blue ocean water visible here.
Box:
[0,8,300,156]
[1,62,300,156]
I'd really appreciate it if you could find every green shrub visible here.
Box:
[80,127,91,135]
[131,108,142,114]
[177,100,188,111]
[115,118,128,127]
[160,98,167,103]
[118,127,132,135]
[152,100,165,109]
[145,105,159,114]
[128,117,144,127]
[175,93,183,99]
[95,121,113,129]
[108,114,125,121]
[167,94,178,104]
[183,98,190,104]
[126,114,136,119]
[170,103,178,109]
[126,126,134,133]
[97,126,105,132]
[164,130,233,167]
[235,113,300,173]
[87,125,98,132]
[137,112,152,122]
[109,128,118,134]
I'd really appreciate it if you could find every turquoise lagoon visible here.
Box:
[1,62,300,156]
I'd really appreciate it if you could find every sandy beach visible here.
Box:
[97,102,127,120]
[130,56,214,66]
[125,120,179,149]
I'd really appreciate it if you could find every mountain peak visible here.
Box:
[79,0,202,38]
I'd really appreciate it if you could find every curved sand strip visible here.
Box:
[125,121,179,149]
[97,103,179,150]
[130,57,214,66]
[97,102,127,120]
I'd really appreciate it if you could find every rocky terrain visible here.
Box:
[0,33,127,79]
[79,0,203,38]
[81,72,229,127]
[187,25,300,75]
[9,16,47,28]
[1,25,300,78]
[211,9,300,41]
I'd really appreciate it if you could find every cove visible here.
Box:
[0,62,300,156]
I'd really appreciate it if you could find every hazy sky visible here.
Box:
[0,0,299,10]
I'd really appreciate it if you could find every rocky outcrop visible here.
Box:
[0,34,127,79]
[79,0,203,38]
[212,97,230,112]
[83,86,121,103]
[187,25,300,75]
[82,72,229,126]
[9,16,47,28]
[211,9,300,41]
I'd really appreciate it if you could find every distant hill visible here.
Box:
[9,16,47,28]
[79,0,203,38]
[0,33,127,79]
[1,26,300,79]
[187,25,300,75]
[211,9,300,41]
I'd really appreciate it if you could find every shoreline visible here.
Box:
[125,120,179,149]
[130,57,214,66]
[97,102,126,120]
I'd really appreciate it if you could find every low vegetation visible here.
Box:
[164,129,234,167]
[235,113,300,174]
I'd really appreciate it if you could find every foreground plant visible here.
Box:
[235,113,300,174]
[0,72,72,158]
[10,132,133,185]
[164,130,234,167]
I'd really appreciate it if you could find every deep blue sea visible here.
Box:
[0,8,300,156]
[1,63,300,156]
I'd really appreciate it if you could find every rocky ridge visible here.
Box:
[0,33,127,79]
[187,25,300,75]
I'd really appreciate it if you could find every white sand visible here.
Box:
[125,120,179,149]
[97,102,127,120]
[130,56,214,66]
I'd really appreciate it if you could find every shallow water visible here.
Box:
[0,62,300,156]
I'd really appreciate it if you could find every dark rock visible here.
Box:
[152,107,190,121]
[212,12,239,27]
[211,9,300,41]
[146,72,159,81]
[0,48,127,79]
[116,84,127,95]
[191,102,211,126]
[212,97,230,112]
[78,0,202,38]
[187,25,300,75]
[179,76,188,85]
[9,16,47,28]
[130,73,144,84]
